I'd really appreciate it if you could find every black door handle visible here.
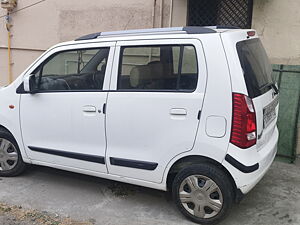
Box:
[102,103,106,114]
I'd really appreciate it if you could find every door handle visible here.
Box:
[83,106,97,112]
[170,108,187,115]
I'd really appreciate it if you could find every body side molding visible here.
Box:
[110,157,158,170]
[28,146,105,164]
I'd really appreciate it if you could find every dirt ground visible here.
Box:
[0,159,299,225]
[0,203,94,225]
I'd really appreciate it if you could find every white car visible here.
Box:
[0,26,278,224]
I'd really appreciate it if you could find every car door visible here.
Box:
[106,39,207,183]
[20,42,115,173]
[235,38,279,151]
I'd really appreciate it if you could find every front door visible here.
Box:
[20,42,115,173]
[106,39,207,183]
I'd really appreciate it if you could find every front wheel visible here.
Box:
[0,129,26,177]
[172,164,234,224]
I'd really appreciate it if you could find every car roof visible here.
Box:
[51,26,252,50]
[74,26,242,41]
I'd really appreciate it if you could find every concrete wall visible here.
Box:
[1,0,299,155]
[171,0,300,66]
[0,0,177,86]
[252,0,300,65]
[2,0,300,85]
[170,0,187,27]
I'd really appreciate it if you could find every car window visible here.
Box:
[33,48,109,91]
[236,39,273,98]
[118,45,198,91]
[173,46,198,74]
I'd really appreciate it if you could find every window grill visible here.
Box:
[188,0,253,29]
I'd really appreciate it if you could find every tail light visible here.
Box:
[230,93,257,148]
[247,31,256,37]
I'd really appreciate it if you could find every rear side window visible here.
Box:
[236,39,273,98]
[118,45,198,91]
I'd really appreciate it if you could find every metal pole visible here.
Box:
[6,13,13,84]
[152,0,156,28]
[169,0,173,27]
[160,0,164,27]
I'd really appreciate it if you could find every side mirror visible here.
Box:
[23,74,36,93]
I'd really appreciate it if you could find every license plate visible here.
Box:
[263,97,279,128]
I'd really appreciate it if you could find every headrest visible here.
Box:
[130,61,165,88]
[130,65,150,88]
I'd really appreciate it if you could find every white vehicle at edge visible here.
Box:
[0,26,279,224]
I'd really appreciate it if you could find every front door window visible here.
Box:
[32,48,109,91]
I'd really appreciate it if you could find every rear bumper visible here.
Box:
[222,127,278,194]
[225,154,259,173]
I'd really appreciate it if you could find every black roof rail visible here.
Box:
[75,32,101,41]
[182,26,216,34]
[74,26,217,41]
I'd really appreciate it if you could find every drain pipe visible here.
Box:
[169,0,173,27]
[152,0,156,28]
[152,0,164,28]
[5,13,13,84]
[1,0,17,84]
[160,0,164,27]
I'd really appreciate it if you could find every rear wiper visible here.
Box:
[259,83,279,95]
[271,83,279,95]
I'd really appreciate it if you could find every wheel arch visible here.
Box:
[165,155,238,199]
[0,124,14,134]
[0,123,30,163]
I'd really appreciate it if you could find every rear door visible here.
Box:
[222,31,279,151]
[236,38,279,150]
[105,39,207,183]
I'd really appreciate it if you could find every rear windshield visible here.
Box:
[236,38,273,98]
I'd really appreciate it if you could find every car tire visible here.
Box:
[0,129,26,177]
[172,163,234,225]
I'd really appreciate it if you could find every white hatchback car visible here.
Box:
[0,26,278,224]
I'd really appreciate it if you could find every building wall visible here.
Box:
[169,0,300,66]
[252,0,300,156]
[1,0,299,155]
[252,0,300,65]
[170,0,187,27]
[1,0,300,85]
[172,0,300,66]
[0,0,177,86]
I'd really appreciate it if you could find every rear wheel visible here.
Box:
[0,129,26,177]
[172,164,233,224]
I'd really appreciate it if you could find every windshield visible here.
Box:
[236,38,273,98]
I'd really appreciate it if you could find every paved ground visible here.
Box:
[0,160,299,225]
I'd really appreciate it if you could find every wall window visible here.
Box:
[188,0,254,29]
[32,48,109,91]
[118,45,198,91]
